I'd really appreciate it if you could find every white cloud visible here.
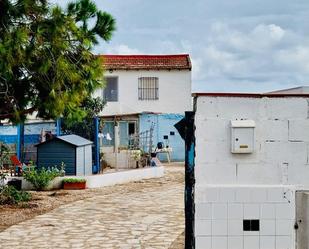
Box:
[194,21,309,92]
[52,0,309,92]
[104,45,143,55]
[277,46,309,72]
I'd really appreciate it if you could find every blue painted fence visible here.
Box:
[139,113,185,162]
[0,122,57,162]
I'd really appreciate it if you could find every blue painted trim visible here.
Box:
[93,117,100,174]
[17,123,24,160]
[56,118,61,136]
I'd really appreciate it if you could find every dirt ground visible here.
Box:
[0,164,185,248]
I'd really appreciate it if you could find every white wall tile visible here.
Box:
[236,188,251,203]
[196,236,211,249]
[212,220,228,236]
[196,203,212,219]
[196,220,212,236]
[204,187,219,202]
[228,236,243,249]
[244,230,260,236]
[260,220,276,235]
[268,188,285,203]
[275,236,292,249]
[212,203,228,219]
[275,204,294,219]
[260,236,275,249]
[220,188,236,202]
[228,220,243,236]
[195,187,207,203]
[276,220,293,236]
[251,188,268,202]
[244,236,259,249]
[261,204,276,219]
[212,236,228,249]
[244,204,260,219]
[228,203,243,219]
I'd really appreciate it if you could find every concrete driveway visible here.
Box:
[0,165,184,249]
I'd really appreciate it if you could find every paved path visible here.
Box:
[0,166,184,249]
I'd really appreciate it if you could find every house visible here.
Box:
[93,54,192,167]
[192,92,309,249]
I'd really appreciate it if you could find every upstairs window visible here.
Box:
[138,77,159,100]
[103,77,118,102]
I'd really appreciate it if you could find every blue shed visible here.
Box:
[36,135,93,176]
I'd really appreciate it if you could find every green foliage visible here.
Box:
[0,142,10,185]
[0,185,31,205]
[63,178,86,183]
[62,96,105,140]
[23,167,61,191]
[0,142,10,166]
[0,0,116,123]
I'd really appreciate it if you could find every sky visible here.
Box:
[51,0,309,93]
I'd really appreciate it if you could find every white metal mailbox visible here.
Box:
[230,120,255,153]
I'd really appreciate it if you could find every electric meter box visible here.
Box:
[230,120,255,154]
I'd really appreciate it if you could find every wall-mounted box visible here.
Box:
[231,120,255,153]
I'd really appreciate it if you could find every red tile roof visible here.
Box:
[99,54,191,70]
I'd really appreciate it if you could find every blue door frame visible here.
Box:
[175,111,195,249]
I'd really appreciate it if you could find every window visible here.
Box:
[138,77,159,100]
[103,77,118,102]
[120,121,137,147]
[128,122,136,136]
[243,220,260,231]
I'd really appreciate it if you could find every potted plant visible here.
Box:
[63,178,86,190]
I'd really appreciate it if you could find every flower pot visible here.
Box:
[63,182,86,190]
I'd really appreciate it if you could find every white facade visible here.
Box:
[194,94,309,249]
[93,70,192,115]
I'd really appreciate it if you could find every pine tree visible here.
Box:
[0,0,116,123]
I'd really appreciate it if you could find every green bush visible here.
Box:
[63,178,86,183]
[23,167,61,191]
[0,185,31,205]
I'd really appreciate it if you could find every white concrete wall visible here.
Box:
[102,150,136,169]
[9,166,164,190]
[93,70,192,115]
[194,96,309,249]
[195,96,309,187]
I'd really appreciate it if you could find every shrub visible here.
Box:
[0,185,31,205]
[23,167,61,191]
[63,178,86,183]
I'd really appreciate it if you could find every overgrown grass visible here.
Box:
[23,167,61,191]
[0,186,31,205]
